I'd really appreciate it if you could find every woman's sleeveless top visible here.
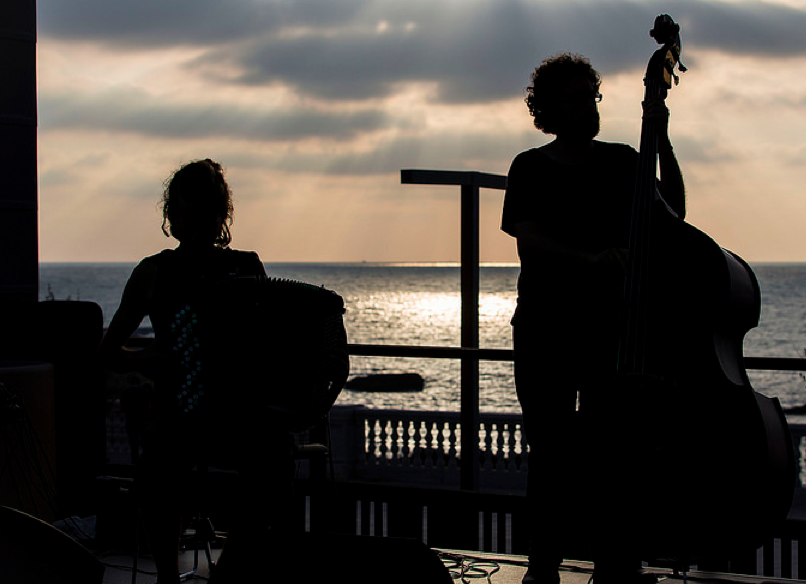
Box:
[142,247,265,419]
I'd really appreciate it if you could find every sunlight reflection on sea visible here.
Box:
[38,261,806,416]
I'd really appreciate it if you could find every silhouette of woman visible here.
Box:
[99,159,293,583]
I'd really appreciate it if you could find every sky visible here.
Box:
[34,0,806,263]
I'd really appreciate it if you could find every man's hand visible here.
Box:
[642,96,686,218]
[642,96,670,142]
[592,247,630,273]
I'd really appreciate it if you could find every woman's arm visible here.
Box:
[98,261,162,378]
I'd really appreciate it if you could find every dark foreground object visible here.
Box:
[0,505,105,584]
[269,532,451,583]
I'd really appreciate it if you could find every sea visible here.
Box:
[39,262,806,419]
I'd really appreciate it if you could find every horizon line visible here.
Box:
[38,260,806,267]
[39,260,523,268]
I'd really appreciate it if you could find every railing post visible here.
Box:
[401,169,506,491]
[460,182,480,491]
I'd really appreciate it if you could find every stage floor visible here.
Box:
[97,547,782,584]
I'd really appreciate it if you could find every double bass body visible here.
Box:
[593,206,796,561]
[585,14,796,563]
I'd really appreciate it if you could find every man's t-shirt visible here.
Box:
[501,141,638,330]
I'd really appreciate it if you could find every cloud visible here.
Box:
[673,135,739,165]
[208,1,543,103]
[39,89,394,141]
[37,0,365,47]
[682,0,806,56]
[278,131,535,176]
[33,0,806,263]
[38,152,112,189]
[184,128,533,179]
[38,0,806,106]
[194,1,644,104]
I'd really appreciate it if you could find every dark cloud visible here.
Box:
[39,90,393,141]
[217,9,535,103]
[681,1,806,57]
[37,0,366,47]
[196,1,641,104]
[38,1,806,105]
[227,0,806,104]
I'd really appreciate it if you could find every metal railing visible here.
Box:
[295,478,806,578]
[394,168,806,492]
[110,168,806,579]
[401,169,507,490]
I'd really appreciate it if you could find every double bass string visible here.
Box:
[618,49,671,378]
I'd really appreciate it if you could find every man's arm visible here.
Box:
[657,134,686,219]
[513,221,628,272]
[644,98,686,219]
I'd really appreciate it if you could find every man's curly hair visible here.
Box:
[525,53,601,134]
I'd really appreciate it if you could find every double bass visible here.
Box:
[592,14,796,563]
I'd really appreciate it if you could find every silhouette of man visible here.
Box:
[99,159,293,584]
[501,54,685,584]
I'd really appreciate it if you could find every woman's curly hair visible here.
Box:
[161,159,234,247]
[525,53,601,134]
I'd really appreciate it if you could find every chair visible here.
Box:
[129,413,337,582]
[131,463,224,584]
[293,413,334,481]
